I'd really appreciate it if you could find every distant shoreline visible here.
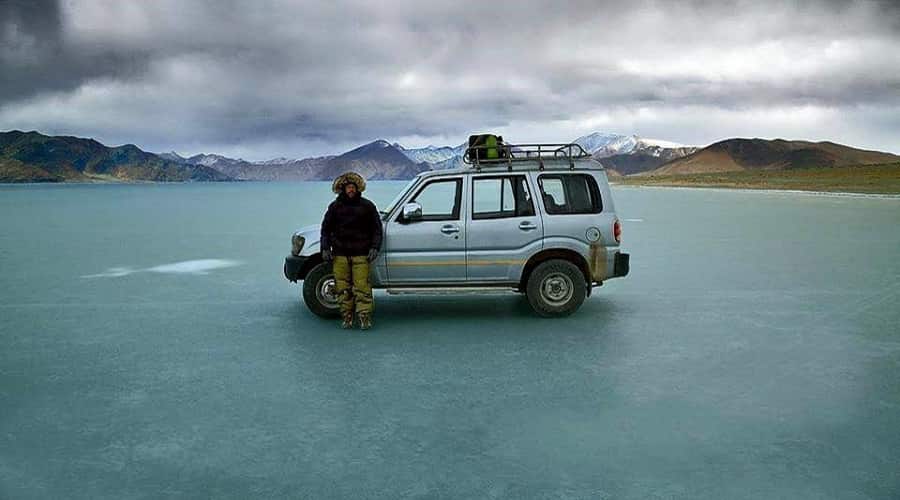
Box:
[6,166,900,199]
[5,180,900,199]
[609,183,900,199]
[0,178,245,186]
[610,163,900,196]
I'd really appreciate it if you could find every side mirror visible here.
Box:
[401,202,422,222]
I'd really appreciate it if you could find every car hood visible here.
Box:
[293,224,321,256]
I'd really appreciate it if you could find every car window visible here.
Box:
[472,175,535,220]
[537,174,603,214]
[381,177,419,218]
[540,178,566,207]
[407,178,461,221]
[502,179,515,212]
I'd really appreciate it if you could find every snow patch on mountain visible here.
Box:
[158,151,188,163]
[194,154,227,166]
[398,143,466,164]
[640,138,693,149]
[431,154,465,170]
[573,133,638,156]
[574,132,698,158]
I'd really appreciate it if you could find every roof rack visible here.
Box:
[463,142,591,171]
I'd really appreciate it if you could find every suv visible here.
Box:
[284,139,630,317]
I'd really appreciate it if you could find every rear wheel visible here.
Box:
[302,262,340,318]
[525,259,587,317]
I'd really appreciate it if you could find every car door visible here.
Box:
[384,176,467,284]
[536,172,613,278]
[465,174,543,283]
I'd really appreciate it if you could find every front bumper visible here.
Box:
[613,252,630,278]
[284,255,308,282]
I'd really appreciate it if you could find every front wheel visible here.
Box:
[302,262,340,318]
[525,259,587,317]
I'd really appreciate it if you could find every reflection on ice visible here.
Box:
[82,259,241,278]
[81,266,136,278]
[146,259,242,275]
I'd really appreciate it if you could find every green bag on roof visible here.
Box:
[485,134,499,159]
[467,134,506,162]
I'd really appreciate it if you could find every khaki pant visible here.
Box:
[332,255,374,316]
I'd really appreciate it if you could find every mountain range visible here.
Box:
[0,131,230,183]
[643,138,900,176]
[397,143,467,165]
[160,139,432,181]
[571,132,701,175]
[161,132,701,181]
[2,129,897,183]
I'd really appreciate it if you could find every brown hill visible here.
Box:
[644,138,900,176]
[318,140,431,180]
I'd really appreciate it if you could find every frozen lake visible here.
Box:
[1,182,899,499]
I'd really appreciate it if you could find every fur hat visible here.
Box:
[332,171,367,194]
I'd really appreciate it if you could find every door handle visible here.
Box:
[440,224,460,234]
[518,221,538,231]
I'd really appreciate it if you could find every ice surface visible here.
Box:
[2,182,899,499]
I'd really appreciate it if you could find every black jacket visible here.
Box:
[320,193,383,256]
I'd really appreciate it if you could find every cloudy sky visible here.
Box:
[2,0,899,160]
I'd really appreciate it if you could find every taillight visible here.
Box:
[613,219,621,243]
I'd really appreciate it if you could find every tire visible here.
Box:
[302,262,340,318]
[525,259,587,317]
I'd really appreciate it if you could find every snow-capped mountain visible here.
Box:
[397,143,466,164]
[159,151,261,169]
[161,132,699,180]
[573,132,697,158]
[158,151,189,163]
[629,138,698,159]
[639,138,692,149]
[429,154,464,170]
[405,133,699,174]
[186,153,249,168]
[573,132,640,157]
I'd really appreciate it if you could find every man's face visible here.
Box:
[344,183,358,197]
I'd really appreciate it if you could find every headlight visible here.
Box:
[291,234,305,256]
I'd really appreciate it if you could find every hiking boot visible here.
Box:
[340,313,354,329]
[358,313,372,331]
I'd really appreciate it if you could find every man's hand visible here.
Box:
[366,248,378,262]
[322,249,333,261]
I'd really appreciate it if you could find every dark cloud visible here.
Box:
[0,0,150,102]
[1,0,898,158]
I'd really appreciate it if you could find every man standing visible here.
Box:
[320,172,383,330]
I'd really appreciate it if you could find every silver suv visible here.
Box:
[284,140,630,317]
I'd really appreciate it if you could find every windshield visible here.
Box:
[380,178,419,219]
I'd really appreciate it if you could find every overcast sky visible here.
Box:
[2,0,899,160]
